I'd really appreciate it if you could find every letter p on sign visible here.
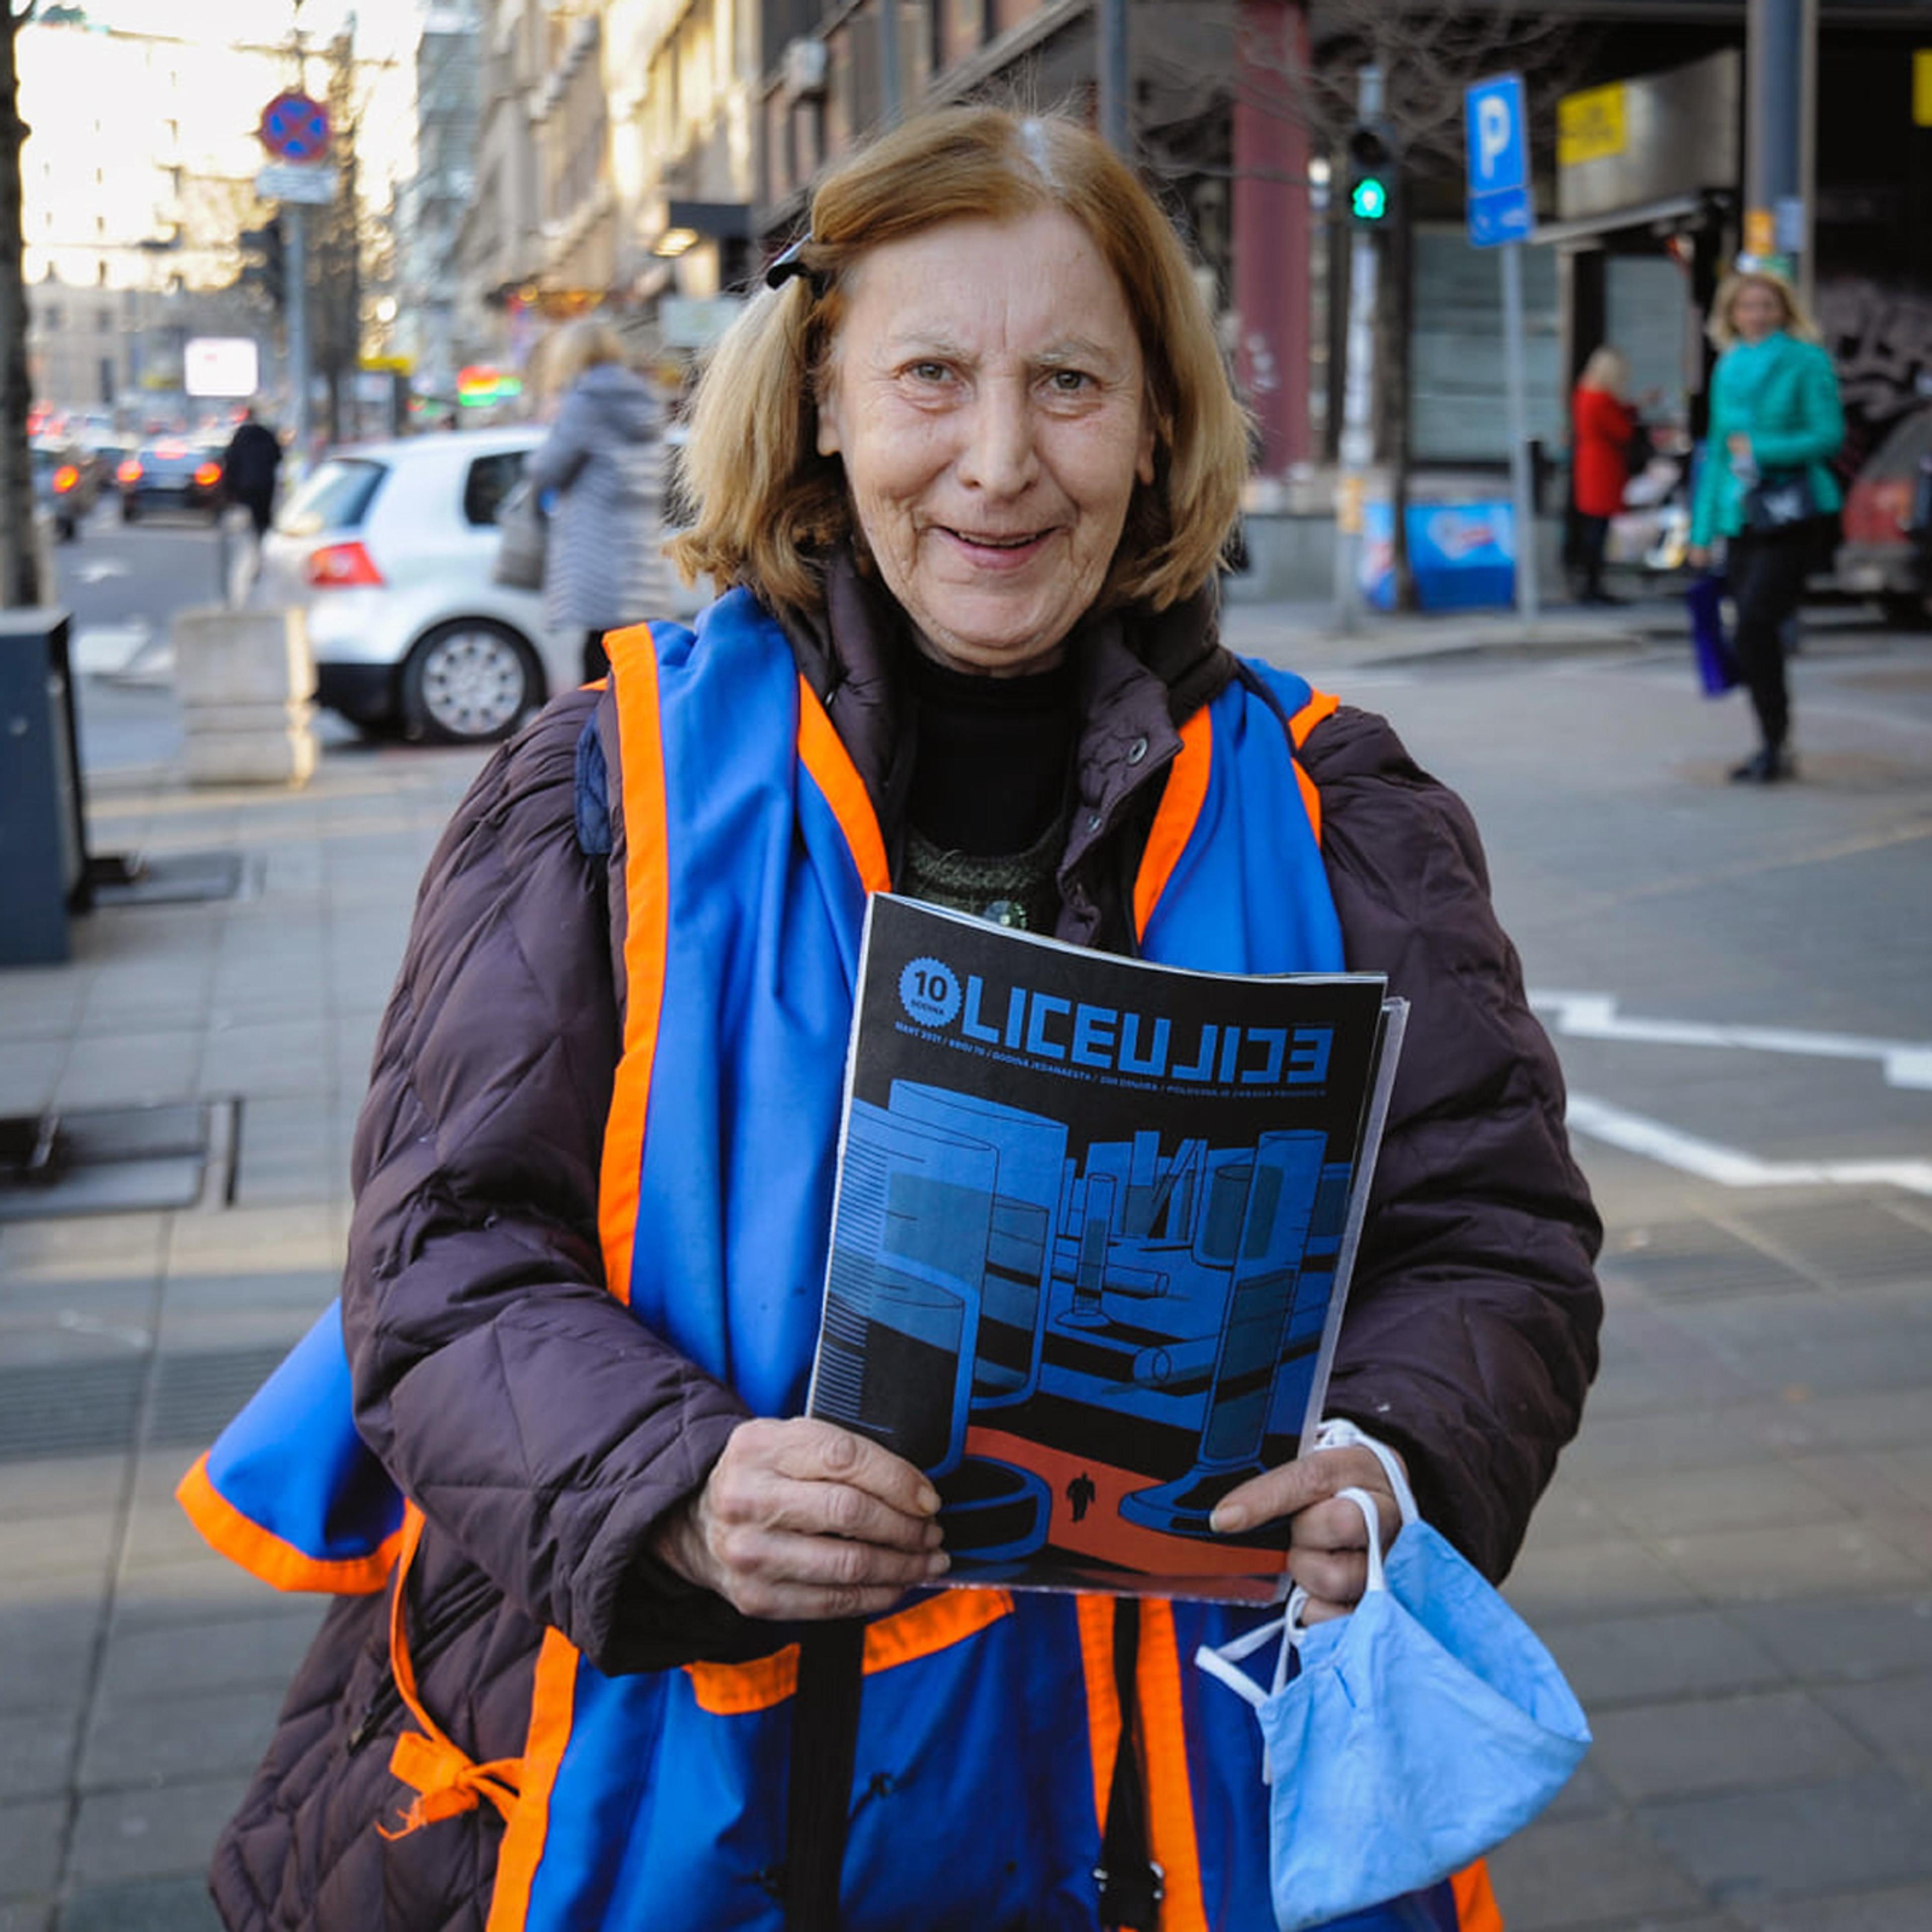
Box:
[1478,96,1511,179]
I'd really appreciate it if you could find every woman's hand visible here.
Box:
[1209,1441,1407,1624]
[1726,432,1753,461]
[651,1417,949,1621]
[1686,545,1709,570]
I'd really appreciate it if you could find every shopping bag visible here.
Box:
[1742,468,1818,533]
[492,478,547,590]
[1194,1424,1590,1932]
[1685,572,1738,696]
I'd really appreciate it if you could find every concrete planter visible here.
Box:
[171,606,318,788]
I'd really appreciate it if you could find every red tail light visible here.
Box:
[304,540,385,588]
[53,464,79,494]
[117,457,142,485]
[1842,478,1913,545]
[194,460,221,488]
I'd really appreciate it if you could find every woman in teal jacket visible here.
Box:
[1688,268,1844,782]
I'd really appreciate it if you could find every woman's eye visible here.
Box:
[1046,369,1094,393]
[905,361,953,384]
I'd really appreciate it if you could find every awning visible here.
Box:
[1534,191,1722,249]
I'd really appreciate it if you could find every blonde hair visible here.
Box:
[669,106,1250,622]
[547,317,630,394]
[1578,347,1629,398]
[1708,268,1818,351]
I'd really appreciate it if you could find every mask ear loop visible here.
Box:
[1311,1416,1420,1527]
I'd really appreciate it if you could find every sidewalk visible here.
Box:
[2,607,1929,1929]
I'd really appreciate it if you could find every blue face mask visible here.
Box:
[1194,1426,1591,1932]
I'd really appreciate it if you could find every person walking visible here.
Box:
[220,406,283,538]
[1570,347,1640,604]
[525,318,668,682]
[185,107,1600,1932]
[1688,267,1845,782]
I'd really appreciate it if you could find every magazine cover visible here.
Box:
[806,894,1406,1602]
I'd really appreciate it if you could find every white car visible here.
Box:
[259,427,565,744]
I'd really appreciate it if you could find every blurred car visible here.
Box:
[1834,406,1932,623]
[257,427,564,744]
[117,437,225,522]
[31,437,100,540]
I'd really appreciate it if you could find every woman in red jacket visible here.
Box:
[1570,347,1640,604]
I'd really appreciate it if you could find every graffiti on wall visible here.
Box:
[1816,278,1932,473]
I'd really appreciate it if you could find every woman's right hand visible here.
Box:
[1686,545,1708,570]
[651,1417,949,1620]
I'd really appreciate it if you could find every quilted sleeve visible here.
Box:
[1299,704,1603,1581]
[340,689,760,1673]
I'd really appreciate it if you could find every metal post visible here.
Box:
[286,201,309,473]
[877,0,901,126]
[1332,64,1381,632]
[1097,0,1129,155]
[1499,238,1539,623]
[1745,0,1810,286]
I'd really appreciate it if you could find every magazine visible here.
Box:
[806,894,1407,1602]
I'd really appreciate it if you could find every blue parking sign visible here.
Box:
[1466,74,1531,249]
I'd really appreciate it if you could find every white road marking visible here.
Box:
[1532,991,1932,1091]
[70,558,130,585]
[70,621,153,674]
[1565,1092,1932,1196]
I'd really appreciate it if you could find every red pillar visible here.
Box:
[1232,0,1312,476]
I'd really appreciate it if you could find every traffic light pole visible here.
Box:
[1332,65,1382,633]
[1499,238,1539,622]
[286,201,309,474]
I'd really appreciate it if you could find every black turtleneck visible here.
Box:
[905,648,1078,857]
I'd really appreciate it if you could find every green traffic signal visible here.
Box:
[1350,176,1389,222]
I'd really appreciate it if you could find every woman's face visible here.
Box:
[816,208,1157,676]
[1730,280,1786,344]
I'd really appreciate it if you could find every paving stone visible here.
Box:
[54,1033,202,1112]
[0,1901,54,1932]
[80,1681,283,1791]
[1504,1532,1707,1626]
[1727,1594,1932,1683]
[1738,1882,1932,1931]
[56,1876,222,1932]
[1484,1810,1711,1927]
[1818,1672,1932,1782]
[0,1602,100,1716]
[0,1459,125,1525]
[98,1603,324,1704]
[0,1711,77,1804]
[67,1775,249,1887]
[1563,1399,1827,1479]
[1637,1773,1932,1901]
[1596,1460,1852,1539]
[0,1512,119,1586]
[1588,1689,1877,1802]
[0,1799,67,1900]
[1544,1609,1791,1708]
[1653,1520,1928,1604]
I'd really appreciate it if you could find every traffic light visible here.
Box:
[1344,120,1397,226]
[239,215,286,311]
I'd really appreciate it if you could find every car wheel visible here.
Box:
[55,515,75,543]
[400,619,541,744]
[1879,592,1930,629]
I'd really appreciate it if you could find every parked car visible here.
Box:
[257,427,562,744]
[117,437,225,522]
[1834,406,1932,624]
[31,436,101,540]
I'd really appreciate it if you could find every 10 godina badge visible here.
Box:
[898,956,963,1028]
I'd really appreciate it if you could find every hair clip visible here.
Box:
[765,235,828,296]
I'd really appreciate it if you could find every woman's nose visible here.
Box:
[956,382,1038,497]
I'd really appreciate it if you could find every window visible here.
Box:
[275,457,387,535]
[463,449,526,526]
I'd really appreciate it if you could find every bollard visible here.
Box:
[171,605,319,788]
[0,610,84,966]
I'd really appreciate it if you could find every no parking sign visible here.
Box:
[258,91,332,163]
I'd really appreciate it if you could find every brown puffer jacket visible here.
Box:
[208,593,1601,1929]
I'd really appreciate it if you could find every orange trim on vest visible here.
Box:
[683,1589,1015,1717]
[796,673,891,895]
[1136,1599,1209,1932]
[174,1452,401,1595]
[1453,1858,1505,1932]
[1289,689,1338,848]
[378,1506,524,1841]
[598,623,672,1307]
[1074,1594,1121,1828]
[1132,710,1213,942]
[485,1627,582,1932]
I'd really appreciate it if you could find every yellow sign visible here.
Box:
[1915,50,1932,127]
[1557,83,1627,169]
[360,356,412,374]
[1744,207,1775,258]
[1336,474,1364,538]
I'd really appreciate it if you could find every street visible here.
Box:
[2,574,1930,1928]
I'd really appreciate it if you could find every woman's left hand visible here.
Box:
[1727,432,1753,460]
[1209,1441,1407,1624]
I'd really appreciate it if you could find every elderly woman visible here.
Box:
[1688,268,1845,782]
[200,109,1599,1932]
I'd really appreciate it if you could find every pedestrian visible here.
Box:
[525,316,668,682]
[195,107,1600,1932]
[1687,266,1845,782]
[1569,346,1641,604]
[220,404,282,538]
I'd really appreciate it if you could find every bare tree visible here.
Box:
[2,0,40,608]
